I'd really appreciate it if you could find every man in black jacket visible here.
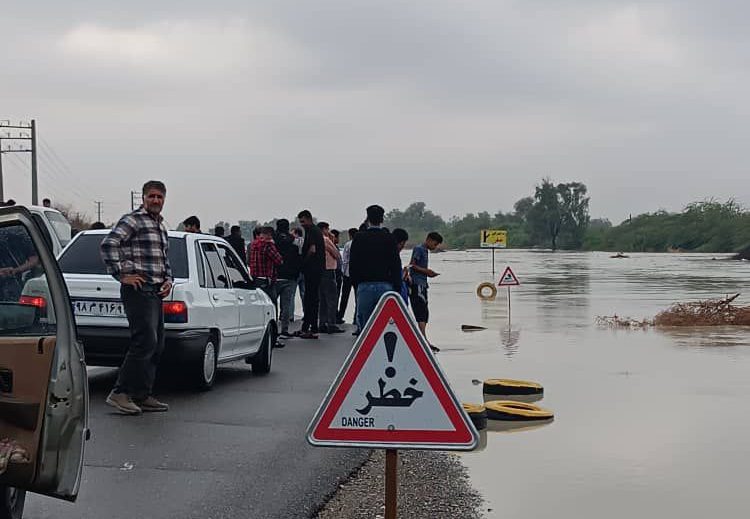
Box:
[349,204,402,331]
[297,209,325,339]
[274,219,301,337]
[226,225,246,262]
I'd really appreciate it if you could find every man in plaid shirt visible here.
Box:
[248,226,283,300]
[100,180,172,415]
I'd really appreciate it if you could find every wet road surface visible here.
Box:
[24,328,367,519]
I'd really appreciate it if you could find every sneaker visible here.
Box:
[274,341,286,349]
[299,332,319,339]
[327,326,345,334]
[106,391,142,415]
[279,331,293,338]
[319,324,329,334]
[429,344,441,353]
[137,396,169,412]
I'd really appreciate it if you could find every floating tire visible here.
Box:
[462,403,487,431]
[483,378,543,396]
[476,282,497,301]
[485,400,554,421]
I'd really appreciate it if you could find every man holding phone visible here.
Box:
[409,231,443,353]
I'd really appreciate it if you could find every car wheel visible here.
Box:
[194,337,218,391]
[0,486,26,519]
[250,325,274,375]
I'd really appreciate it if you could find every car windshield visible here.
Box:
[45,210,72,246]
[58,234,188,278]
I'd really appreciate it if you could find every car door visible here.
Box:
[199,241,239,357]
[215,244,266,354]
[0,206,87,501]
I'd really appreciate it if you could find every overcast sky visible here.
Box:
[1,1,748,228]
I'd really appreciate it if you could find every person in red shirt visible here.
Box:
[248,226,282,300]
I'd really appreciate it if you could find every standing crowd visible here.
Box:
[99,180,442,415]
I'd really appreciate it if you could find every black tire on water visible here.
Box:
[485,401,554,421]
[462,403,488,431]
[482,379,544,396]
[0,486,25,519]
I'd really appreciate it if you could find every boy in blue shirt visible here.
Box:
[409,232,443,352]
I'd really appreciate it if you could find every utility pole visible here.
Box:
[95,201,103,222]
[30,119,38,205]
[0,119,34,204]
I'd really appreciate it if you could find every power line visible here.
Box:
[37,138,91,201]
[36,144,90,201]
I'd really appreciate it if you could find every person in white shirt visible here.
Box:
[337,228,358,324]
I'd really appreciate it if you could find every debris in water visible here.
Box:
[597,294,750,328]
[595,315,653,328]
[461,324,487,332]
[654,293,750,326]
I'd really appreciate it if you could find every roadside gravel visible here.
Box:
[315,449,484,519]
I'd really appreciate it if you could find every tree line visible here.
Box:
[385,179,591,250]
[384,184,750,254]
[211,180,750,254]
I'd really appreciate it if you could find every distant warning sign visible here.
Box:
[307,293,478,450]
[498,266,520,287]
[480,229,507,249]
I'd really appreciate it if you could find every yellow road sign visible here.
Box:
[480,229,507,248]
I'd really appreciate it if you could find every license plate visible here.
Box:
[72,300,126,318]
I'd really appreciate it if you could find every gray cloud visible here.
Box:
[1,1,749,227]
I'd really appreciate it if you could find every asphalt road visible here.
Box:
[24,327,369,519]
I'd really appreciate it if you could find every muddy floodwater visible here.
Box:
[424,250,750,519]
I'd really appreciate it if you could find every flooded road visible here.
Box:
[426,250,750,519]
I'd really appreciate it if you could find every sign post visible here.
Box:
[307,293,478,517]
[480,229,507,274]
[498,266,520,324]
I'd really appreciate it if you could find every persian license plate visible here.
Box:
[72,299,126,318]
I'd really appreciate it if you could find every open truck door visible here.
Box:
[0,206,88,518]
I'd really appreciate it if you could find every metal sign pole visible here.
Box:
[507,286,511,324]
[385,449,398,519]
[492,249,495,275]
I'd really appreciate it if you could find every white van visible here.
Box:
[25,206,72,257]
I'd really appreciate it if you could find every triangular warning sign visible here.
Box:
[307,293,478,450]
[498,266,520,287]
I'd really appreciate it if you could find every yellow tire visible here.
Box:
[485,400,554,421]
[462,403,487,431]
[483,378,543,396]
[476,282,497,301]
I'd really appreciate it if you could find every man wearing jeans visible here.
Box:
[298,210,325,339]
[274,219,301,338]
[101,180,172,415]
[349,205,402,331]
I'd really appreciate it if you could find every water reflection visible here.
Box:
[485,418,554,434]
[500,326,521,356]
[658,326,750,350]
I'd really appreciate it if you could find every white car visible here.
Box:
[24,230,278,390]
[26,205,72,256]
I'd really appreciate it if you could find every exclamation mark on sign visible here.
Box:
[384,332,397,362]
